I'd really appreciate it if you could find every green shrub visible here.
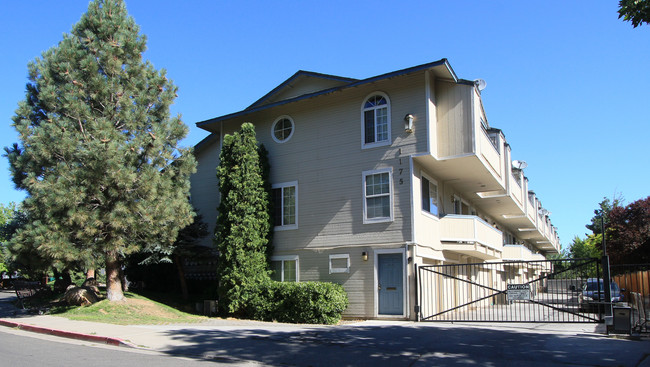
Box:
[246,280,348,324]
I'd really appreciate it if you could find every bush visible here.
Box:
[246,280,348,324]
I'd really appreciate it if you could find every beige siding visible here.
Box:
[435,81,473,157]
[216,73,430,252]
[412,162,443,253]
[426,72,438,156]
[274,247,378,318]
[189,138,220,248]
[193,70,442,319]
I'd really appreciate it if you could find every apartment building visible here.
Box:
[190,59,560,319]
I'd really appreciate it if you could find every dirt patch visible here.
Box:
[124,298,181,319]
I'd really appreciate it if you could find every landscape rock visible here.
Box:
[63,286,99,306]
[81,278,100,295]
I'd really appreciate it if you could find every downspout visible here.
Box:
[408,156,416,321]
[409,156,416,245]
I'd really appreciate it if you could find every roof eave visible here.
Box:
[196,58,458,132]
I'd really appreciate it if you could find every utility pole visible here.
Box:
[601,216,612,323]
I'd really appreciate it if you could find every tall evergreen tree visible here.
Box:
[215,123,271,315]
[6,0,196,301]
[0,202,18,274]
[257,144,274,262]
[585,196,623,236]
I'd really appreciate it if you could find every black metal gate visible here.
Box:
[417,258,604,323]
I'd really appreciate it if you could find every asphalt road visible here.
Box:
[0,327,260,367]
[1,289,648,366]
[151,322,649,367]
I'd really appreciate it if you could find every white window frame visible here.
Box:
[420,173,439,219]
[329,254,350,274]
[361,92,391,149]
[272,181,298,230]
[270,255,299,282]
[271,115,295,143]
[362,168,393,224]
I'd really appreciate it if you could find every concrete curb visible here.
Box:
[0,318,138,348]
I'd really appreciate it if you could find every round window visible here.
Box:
[272,116,294,143]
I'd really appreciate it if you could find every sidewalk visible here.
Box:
[1,311,336,350]
[1,290,649,367]
[0,294,609,351]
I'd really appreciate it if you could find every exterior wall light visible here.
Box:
[404,114,414,133]
[362,251,368,261]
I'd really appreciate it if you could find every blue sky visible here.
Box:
[1,1,648,250]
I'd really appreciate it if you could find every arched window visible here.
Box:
[362,93,391,147]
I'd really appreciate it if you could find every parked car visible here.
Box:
[578,278,624,313]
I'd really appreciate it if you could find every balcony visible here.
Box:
[419,81,560,255]
[440,215,503,260]
[503,244,545,261]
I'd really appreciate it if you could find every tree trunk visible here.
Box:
[86,269,95,279]
[105,251,124,301]
[120,267,128,292]
[174,254,189,301]
[62,270,72,287]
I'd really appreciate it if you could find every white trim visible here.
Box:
[360,91,392,149]
[480,125,501,155]
[362,168,393,224]
[470,88,476,154]
[424,71,431,155]
[374,248,407,318]
[409,157,416,244]
[420,172,440,218]
[270,255,300,282]
[328,254,350,274]
[272,181,298,230]
[270,115,295,144]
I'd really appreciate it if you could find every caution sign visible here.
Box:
[507,284,531,301]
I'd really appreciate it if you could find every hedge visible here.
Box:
[246,280,349,324]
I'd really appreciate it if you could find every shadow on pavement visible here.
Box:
[158,322,648,367]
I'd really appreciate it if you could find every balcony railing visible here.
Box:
[440,215,503,259]
[503,244,546,261]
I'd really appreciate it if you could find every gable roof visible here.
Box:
[247,71,358,110]
[197,59,457,133]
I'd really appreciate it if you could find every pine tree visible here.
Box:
[215,123,271,315]
[6,0,196,301]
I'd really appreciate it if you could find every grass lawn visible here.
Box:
[50,292,207,325]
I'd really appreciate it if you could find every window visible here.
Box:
[329,254,350,274]
[272,181,297,229]
[362,93,391,147]
[421,176,439,216]
[271,116,294,143]
[363,169,392,223]
[270,256,298,282]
